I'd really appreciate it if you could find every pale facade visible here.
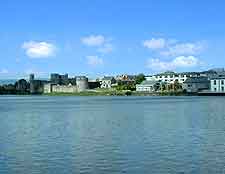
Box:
[210,78,225,92]
[146,72,200,84]
[100,77,116,88]
[136,80,159,92]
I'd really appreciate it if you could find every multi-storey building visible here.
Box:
[210,77,225,92]
[182,77,210,93]
[146,72,201,84]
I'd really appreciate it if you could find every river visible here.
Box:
[0,96,224,174]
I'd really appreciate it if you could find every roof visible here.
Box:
[154,71,201,76]
[184,77,209,83]
[116,74,136,80]
[102,76,115,81]
[139,80,158,86]
[210,76,225,80]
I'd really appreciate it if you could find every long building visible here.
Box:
[146,72,201,84]
[136,80,160,92]
[182,77,210,93]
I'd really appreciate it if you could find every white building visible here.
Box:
[146,72,201,84]
[210,77,225,92]
[136,80,159,92]
[100,76,116,88]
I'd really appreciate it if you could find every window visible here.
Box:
[222,87,224,91]
[214,88,217,91]
[214,80,217,85]
[222,80,224,85]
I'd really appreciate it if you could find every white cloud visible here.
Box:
[161,42,204,56]
[143,38,166,49]
[0,68,9,74]
[81,35,113,54]
[22,41,56,58]
[147,58,172,71]
[86,56,103,66]
[81,35,105,46]
[172,56,200,67]
[143,37,205,56]
[147,56,201,71]
[97,43,113,54]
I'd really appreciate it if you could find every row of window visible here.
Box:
[214,87,225,91]
[154,74,198,78]
[213,80,225,85]
[155,75,186,78]
[137,87,153,91]
[159,79,185,82]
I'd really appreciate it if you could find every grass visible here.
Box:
[43,89,188,96]
[43,90,129,96]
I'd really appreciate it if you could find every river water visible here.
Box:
[0,96,225,174]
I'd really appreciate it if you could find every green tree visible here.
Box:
[135,73,146,84]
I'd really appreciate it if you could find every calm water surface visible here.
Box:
[0,96,225,174]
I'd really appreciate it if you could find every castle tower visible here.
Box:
[29,74,34,82]
[76,76,89,92]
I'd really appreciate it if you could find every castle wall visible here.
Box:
[44,84,52,93]
[44,76,89,94]
[52,84,77,93]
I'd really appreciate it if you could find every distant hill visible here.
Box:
[0,79,17,85]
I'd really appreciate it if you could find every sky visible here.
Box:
[1,0,225,79]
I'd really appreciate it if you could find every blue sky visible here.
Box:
[1,0,225,79]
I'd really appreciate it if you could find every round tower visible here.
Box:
[76,76,88,92]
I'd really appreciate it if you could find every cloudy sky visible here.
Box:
[0,0,225,78]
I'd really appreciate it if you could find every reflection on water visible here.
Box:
[0,96,225,174]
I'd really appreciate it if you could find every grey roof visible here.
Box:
[154,71,201,76]
[102,76,115,81]
[139,80,158,85]
[210,76,225,80]
[184,77,209,83]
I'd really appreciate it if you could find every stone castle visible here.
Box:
[29,73,100,94]
[44,75,90,93]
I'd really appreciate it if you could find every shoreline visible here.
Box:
[25,91,194,96]
[1,91,224,96]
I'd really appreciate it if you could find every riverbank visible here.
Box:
[43,90,191,96]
